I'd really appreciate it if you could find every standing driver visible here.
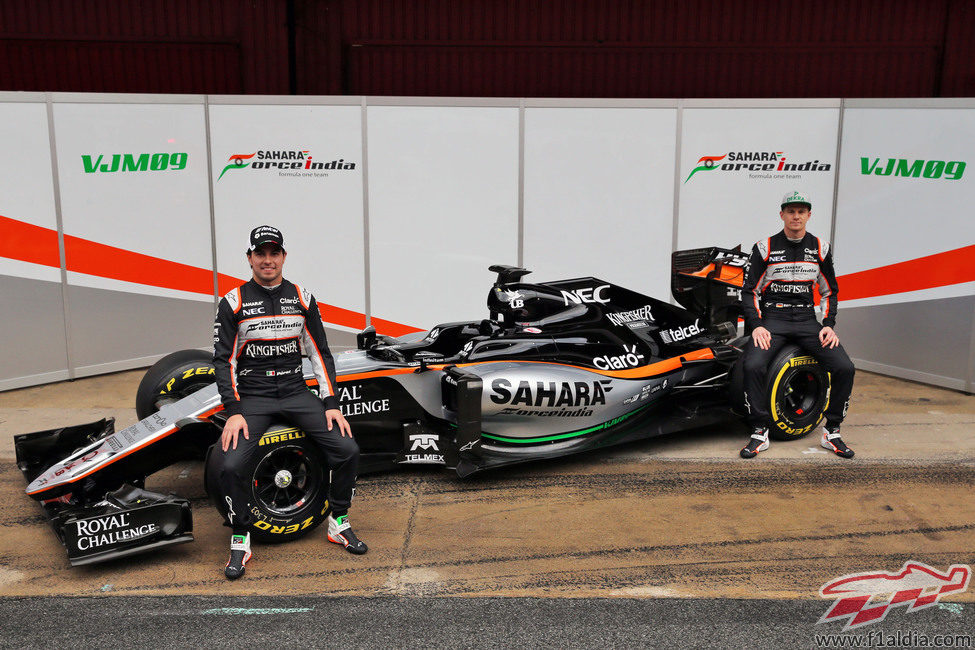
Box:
[739,191,856,460]
[213,225,367,580]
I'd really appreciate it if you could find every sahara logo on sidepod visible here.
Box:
[683,151,832,183]
[217,150,357,180]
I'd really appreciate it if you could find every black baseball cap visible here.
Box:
[248,225,285,253]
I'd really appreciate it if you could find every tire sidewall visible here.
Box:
[765,345,830,441]
[205,424,330,543]
[136,349,215,420]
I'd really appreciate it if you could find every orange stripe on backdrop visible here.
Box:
[837,245,975,301]
[1,214,421,335]
[64,232,214,295]
[0,215,62,268]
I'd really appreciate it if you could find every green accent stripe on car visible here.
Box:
[481,405,650,444]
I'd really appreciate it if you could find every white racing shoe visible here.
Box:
[740,428,770,459]
[821,425,855,459]
[225,532,252,580]
[327,513,368,555]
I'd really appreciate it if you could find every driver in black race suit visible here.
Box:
[213,225,366,580]
[739,191,856,460]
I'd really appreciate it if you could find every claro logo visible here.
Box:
[82,153,188,173]
[860,157,965,180]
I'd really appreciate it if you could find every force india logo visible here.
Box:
[217,150,357,181]
[684,152,831,183]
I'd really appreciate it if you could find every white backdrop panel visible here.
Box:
[835,108,975,277]
[678,108,840,252]
[367,106,519,330]
[210,104,365,326]
[0,101,61,283]
[0,99,69,388]
[53,101,213,299]
[523,107,677,298]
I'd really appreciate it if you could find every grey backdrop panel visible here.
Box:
[0,275,70,390]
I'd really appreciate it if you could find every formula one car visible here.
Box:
[16,246,832,565]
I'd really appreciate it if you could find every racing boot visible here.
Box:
[224,532,252,580]
[821,424,855,459]
[740,427,770,459]
[327,512,368,555]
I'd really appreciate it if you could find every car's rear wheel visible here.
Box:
[136,349,215,419]
[204,423,330,543]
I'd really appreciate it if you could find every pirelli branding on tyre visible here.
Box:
[768,353,830,441]
[257,428,306,447]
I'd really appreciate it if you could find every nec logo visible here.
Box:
[818,561,971,631]
[561,285,609,306]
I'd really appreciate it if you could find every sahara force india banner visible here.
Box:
[208,102,377,342]
[677,105,841,254]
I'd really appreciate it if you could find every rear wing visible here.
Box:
[671,246,749,329]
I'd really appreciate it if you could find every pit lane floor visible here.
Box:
[0,370,972,647]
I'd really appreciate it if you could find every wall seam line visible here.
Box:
[517,98,526,268]
[670,99,684,306]
[204,95,220,310]
[45,93,75,379]
[361,97,372,328]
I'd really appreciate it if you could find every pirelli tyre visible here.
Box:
[204,423,330,543]
[136,349,216,420]
[765,345,830,441]
[729,344,830,441]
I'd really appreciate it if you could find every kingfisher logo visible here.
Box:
[817,561,971,631]
[217,150,357,181]
[684,151,831,183]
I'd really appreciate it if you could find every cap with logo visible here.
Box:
[781,191,812,210]
[248,225,285,253]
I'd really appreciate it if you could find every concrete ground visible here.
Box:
[0,368,972,603]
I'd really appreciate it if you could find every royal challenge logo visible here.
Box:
[217,149,357,181]
[684,151,831,183]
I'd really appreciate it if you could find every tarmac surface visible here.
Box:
[0,368,973,647]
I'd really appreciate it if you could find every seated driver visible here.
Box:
[212,225,367,580]
[739,192,856,459]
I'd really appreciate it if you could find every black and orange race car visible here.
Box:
[16,246,831,565]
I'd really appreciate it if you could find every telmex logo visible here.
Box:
[82,153,188,173]
[217,150,357,181]
[684,151,831,183]
[860,157,965,180]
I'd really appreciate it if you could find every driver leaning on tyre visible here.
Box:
[739,191,856,460]
[213,225,367,580]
